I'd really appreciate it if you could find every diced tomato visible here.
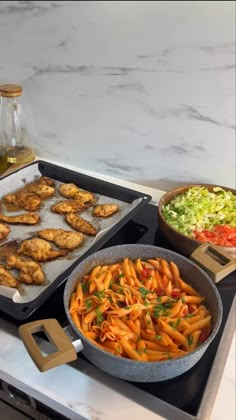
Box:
[171,290,181,299]
[157,288,164,296]
[182,307,188,316]
[141,269,148,278]
[141,268,152,278]
[194,225,236,247]
[199,329,209,344]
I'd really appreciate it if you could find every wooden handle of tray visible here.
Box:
[190,244,236,283]
[18,319,77,372]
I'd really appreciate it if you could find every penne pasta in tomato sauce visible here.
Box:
[69,257,212,362]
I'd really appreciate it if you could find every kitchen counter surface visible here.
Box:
[0,160,235,420]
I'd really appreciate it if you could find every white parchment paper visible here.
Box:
[0,164,142,303]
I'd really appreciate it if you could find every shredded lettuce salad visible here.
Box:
[162,186,236,237]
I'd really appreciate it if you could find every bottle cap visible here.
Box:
[0,84,23,97]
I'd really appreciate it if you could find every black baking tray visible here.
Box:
[0,160,152,320]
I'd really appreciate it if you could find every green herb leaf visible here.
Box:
[117,287,124,294]
[155,335,162,341]
[85,299,93,311]
[136,348,147,355]
[187,335,194,346]
[164,352,172,360]
[176,318,181,328]
[82,282,90,293]
[169,321,175,329]
[118,272,125,278]
[184,313,195,318]
[139,287,150,298]
[153,304,167,318]
[165,302,174,308]
[95,307,104,325]
[94,290,105,301]
[181,297,186,303]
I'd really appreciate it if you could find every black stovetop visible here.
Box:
[1,204,235,418]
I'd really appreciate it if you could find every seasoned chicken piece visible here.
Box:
[59,183,95,203]
[0,264,18,288]
[37,176,55,187]
[5,191,41,211]
[17,238,68,262]
[93,204,119,218]
[6,254,45,285]
[59,183,80,198]
[0,223,10,241]
[74,190,95,204]
[65,214,98,236]
[27,183,55,199]
[38,229,84,250]
[0,213,40,225]
[28,176,55,187]
[51,200,85,214]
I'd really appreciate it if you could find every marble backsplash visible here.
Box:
[0,1,235,190]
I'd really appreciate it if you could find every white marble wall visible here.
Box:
[0,1,235,190]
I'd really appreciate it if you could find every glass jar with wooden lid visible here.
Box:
[0,84,35,165]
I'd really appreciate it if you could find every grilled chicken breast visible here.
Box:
[30,176,55,187]
[74,190,95,204]
[38,229,84,250]
[6,254,45,285]
[51,200,85,214]
[0,223,10,241]
[93,204,119,218]
[27,183,55,199]
[0,264,18,288]
[0,213,40,225]
[59,183,95,203]
[5,191,41,212]
[59,183,80,198]
[17,238,68,262]
[65,214,98,236]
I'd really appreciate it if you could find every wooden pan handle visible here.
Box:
[190,244,236,283]
[18,319,78,372]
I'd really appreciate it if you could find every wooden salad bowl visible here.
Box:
[158,184,236,282]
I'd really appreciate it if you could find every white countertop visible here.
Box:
[0,160,235,420]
